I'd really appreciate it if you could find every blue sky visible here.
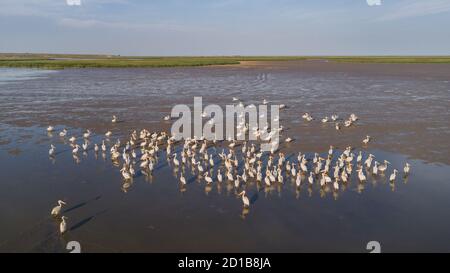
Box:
[1,0,450,55]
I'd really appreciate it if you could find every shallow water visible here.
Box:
[0,62,449,252]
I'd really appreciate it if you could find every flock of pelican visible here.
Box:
[46,98,411,233]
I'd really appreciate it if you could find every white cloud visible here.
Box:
[66,0,82,6]
[366,0,382,7]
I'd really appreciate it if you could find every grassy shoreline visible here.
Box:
[1,53,450,69]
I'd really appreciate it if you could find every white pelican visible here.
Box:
[308,172,314,185]
[378,160,390,173]
[112,115,118,123]
[390,169,398,182]
[228,140,236,149]
[129,165,135,177]
[51,200,66,216]
[172,154,180,167]
[59,129,67,137]
[264,175,271,187]
[82,141,88,151]
[358,169,366,182]
[331,114,339,121]
[341,170,348,183]
[364,154,374,168]
[373,161,378,175]
[69,136,76,143]
[217,170,223,183]
[47,126,54,132]
[60,216,68,234]
[105,131,112,137]
[238,190,250,208]
[180,175,186,185]
[322,117,329,123]
[295,173,302,187]
[120,166,132,180]
[49,144,56,156]
[362,135,371,145]
[356,151,362,164]
[197,163,204,173]
[403,163,411,175]
[204,173,213,184]
[72,144,80,154]
[83,130,91,138]
[333,180,339,191]
[285,137,293,143]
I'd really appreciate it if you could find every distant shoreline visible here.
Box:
[1,53,450,69]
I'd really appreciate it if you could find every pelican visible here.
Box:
[331,114,339,121]
[378,160,390,173]
[82,141,88,151]
[112,115,118,123]
[335,122,340,130]
[120,166,132,180]
[69,136,76,143]
[105,131,112,137]
[101,141,107,152]
[197,163,204,173]
[362,135,371,145]
[59,129,68,137]
[228,140,236,149]
[390,169,398,182]
[81,130,90,139]
[60,216,68,234]
[172,154,180,167]
[204,173,213,184]
[295,173,301,187]
[238,190,250,208]
[47,126,54,132]
[356,151,362,163]
[217,170,223,183]
[180,175,186,185]
[358,168,366,182]
[72,144,80,154]
[94,144,99,152]
[49,144,56,156]
[403,163,411,175]
[364,154,374,168]
[308,172,314,185]
[51,200,66,216]
[333,180,339,191]
[129,165,135,177]
[285,137,293,143]
[321,117,329,123]
[372,161,379,175]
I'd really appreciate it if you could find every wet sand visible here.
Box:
[0,61,450,252]
[1,60,449,164]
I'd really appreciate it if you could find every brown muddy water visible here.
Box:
[0,61,449,253]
